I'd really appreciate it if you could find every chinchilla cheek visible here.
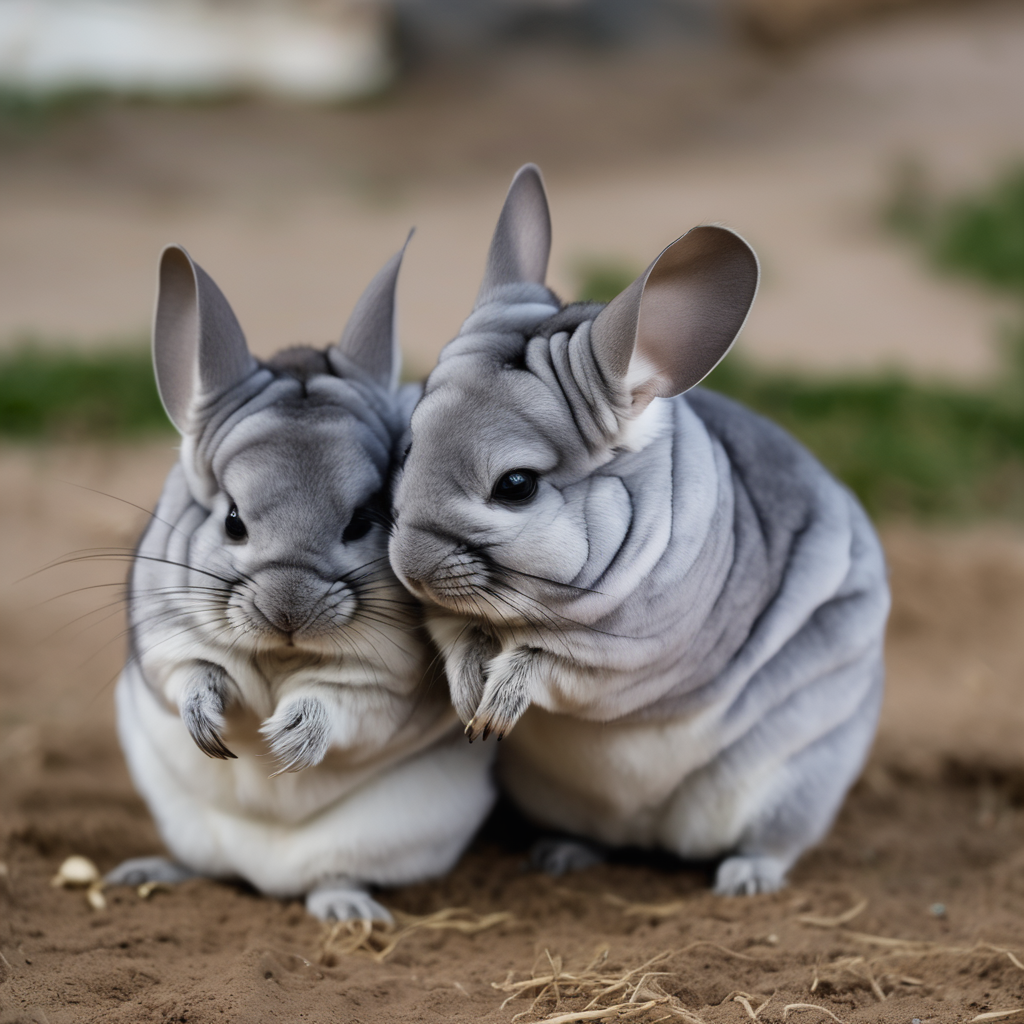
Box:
[497,496,589,585]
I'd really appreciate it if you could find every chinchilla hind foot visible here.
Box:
[104,856,197,887]
[713,855,788,896]
[305,878,394,923]
[528,837,606,877]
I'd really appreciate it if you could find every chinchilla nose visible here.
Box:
[390,524,488,602]
[389,524,444,594]
[249,564,328,635]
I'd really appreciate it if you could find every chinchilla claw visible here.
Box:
[180,664,236,760]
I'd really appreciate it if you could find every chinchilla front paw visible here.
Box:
[305,877,393,923]
[464,647,536,742]
[181,662,236,760]
[444,627,499,724]
[260,695,331,775]
[104,856,197,887]
[714,855,788,896]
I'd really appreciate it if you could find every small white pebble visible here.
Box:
[137,881,171,900]
[766,933,779,945]
[930,902,947,918]
[86,881,107,911]
[50,855,100,888]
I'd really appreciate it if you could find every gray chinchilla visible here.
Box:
[389,165,890,895]
[107,242,494,921]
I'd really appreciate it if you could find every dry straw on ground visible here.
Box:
[487,893,1024,1022]
[310,889,1024,1021]
[793,895,1024,1016]
[493,947,706,1023]
[318,906,513,964]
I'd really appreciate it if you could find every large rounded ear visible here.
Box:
[333,232,411,390]
[475,163,552,308]
[589,226,759,414]
[153,245,256,434]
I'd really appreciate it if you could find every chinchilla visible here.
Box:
[105,242,494,921]
[389,165,890,895]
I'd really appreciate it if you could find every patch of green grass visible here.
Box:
[0,87,103,136]
[886,161,1024,296]
[703,356,1024,521]
[0,342,171,438]
[574,259,640,304]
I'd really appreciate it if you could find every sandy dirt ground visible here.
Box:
[2,2,1024,379]
[1,442,1024,1024]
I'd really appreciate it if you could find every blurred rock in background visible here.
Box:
[740,0,926,45]
[0,0,393,100]
[0,0,973,104]
[392,0,722,54]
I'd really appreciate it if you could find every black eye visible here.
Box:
[492,469,538,503]
[225,503,247,541]
[342,509,374,543]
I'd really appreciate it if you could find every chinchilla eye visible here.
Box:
[342,508,373,543]
[492,469,538,503]
[225,503,247,541]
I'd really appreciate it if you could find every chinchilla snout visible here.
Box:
[390,525,490,609]
[243,564,354,640]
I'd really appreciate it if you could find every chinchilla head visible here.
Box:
[390,164,759,627]
[149,240,416,656]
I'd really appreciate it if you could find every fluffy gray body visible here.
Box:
[111,245,494,919]
[389,167,889,894]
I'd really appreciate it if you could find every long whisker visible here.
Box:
[56,481,182,533]
[493,563,607,597]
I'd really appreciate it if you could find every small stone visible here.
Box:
[137,881,171,900]
[930,903,947,918]
[912,1018,922,1023]
[51,855,101,888]
[86,881,107,911]
[766,934,779,945]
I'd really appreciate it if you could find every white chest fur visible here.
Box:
[498,703,738,849]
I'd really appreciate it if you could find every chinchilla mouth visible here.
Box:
[412,548,492,605]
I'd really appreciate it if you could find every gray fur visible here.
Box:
[112,243,495,915]
[389,166,889,894]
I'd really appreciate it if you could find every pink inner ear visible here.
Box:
[634,227,759,399]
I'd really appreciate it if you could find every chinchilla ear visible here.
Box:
[475,163,552,308]
[589,226,759,413]
[332,232,411,391]
[153,245,256,434]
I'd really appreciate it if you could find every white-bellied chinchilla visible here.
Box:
[388,165,890,896]
[105,242,494,921]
